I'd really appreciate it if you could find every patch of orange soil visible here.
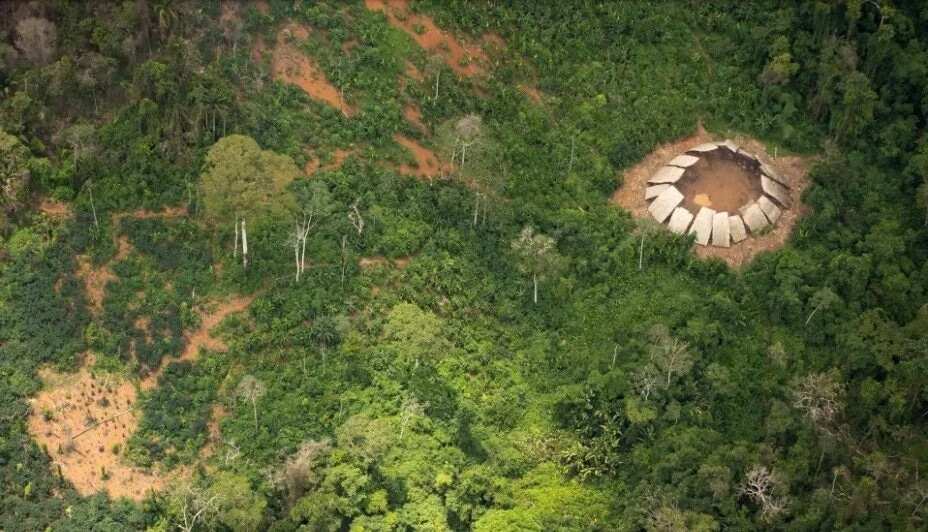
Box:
[404,104,427,133]
[199,404,228,459]
[140,295,254,390]
[133,316,153,344]
[76,256,116,314]
[28,295,255,500]
[404,61,424,81]
[365,0,488,78]
[38,198,72,218]
[611,123,811,268]
[27,355,171,500]
[75,208,187,314]
[305,148,354,176]
[519,84,544,104]
[393,134,451,179]
[269,23,353,115]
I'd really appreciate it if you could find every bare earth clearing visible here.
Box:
[365,0,489,78]
[30,208,253,501]
[677,151,763,213]
[28,296,253,500]
[259,23,354,115]
[612,124,811,267]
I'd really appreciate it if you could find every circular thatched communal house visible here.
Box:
[644,140,791,247]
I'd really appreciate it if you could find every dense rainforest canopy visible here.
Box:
[1,0,928,530]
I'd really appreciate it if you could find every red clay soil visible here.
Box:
[76,256,117,314]
[393,134,451,179]
[140,295,254,390]
[305,148,354,176]
[404,61,425,81]
[611,124,811,268]
[28,355,172,500]
[75,208,188,314]
[365,0,488,78]
[519,84,544,104]
[403,104,427,133]
[676,151,763,213]
[38,198,72,218]
[267,23,354,116]
[27,295,254,501]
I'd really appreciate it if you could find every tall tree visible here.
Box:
[14,17,57,66]
[0,129,32,228]
[236,375,267,430]
[511,226,566,304]
[288,180,333,282]
[199,135,298,268]
[383,302,445,369]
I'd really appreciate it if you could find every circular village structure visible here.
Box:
[644,140,791,248]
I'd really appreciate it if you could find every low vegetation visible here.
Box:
[1,1,927,530]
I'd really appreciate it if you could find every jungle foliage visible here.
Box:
[1,0,928,530]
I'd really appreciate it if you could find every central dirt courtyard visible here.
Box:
[677,150,763,213]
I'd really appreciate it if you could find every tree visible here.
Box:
[635,218,662,271]
[804,287,841,326]
[836,70,877,142]
[453,114,484,172]
[200,135,298,268]
[759,36,799,87]
[438,114,502,225]
[908,139,928,225]
[210,472,267,532]
[15,17,57,66]
[169,482,221,532]
[740,465,788,522]
[511,226,566,304]
[275,439,332,505]
[236,375,267,430]
[76,52,116,111]
[646,500,718,531]
[383,302,445,369]
[398,396,427,438]
[0,129,32,227]
[288,181,333,282]
[59,123,97,174]
[791,371,844,432]
[633,325,695,398]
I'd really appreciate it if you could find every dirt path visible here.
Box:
[393,134,451,179]
[305,148,354,176]
[75,208,187,314]
[519,84,544,104]
[28,295,254,501]
[611,124,811,268]
[365,0,488,78]
[265,23,354,115]
[404,104,427,133]
[140,295,254,390]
